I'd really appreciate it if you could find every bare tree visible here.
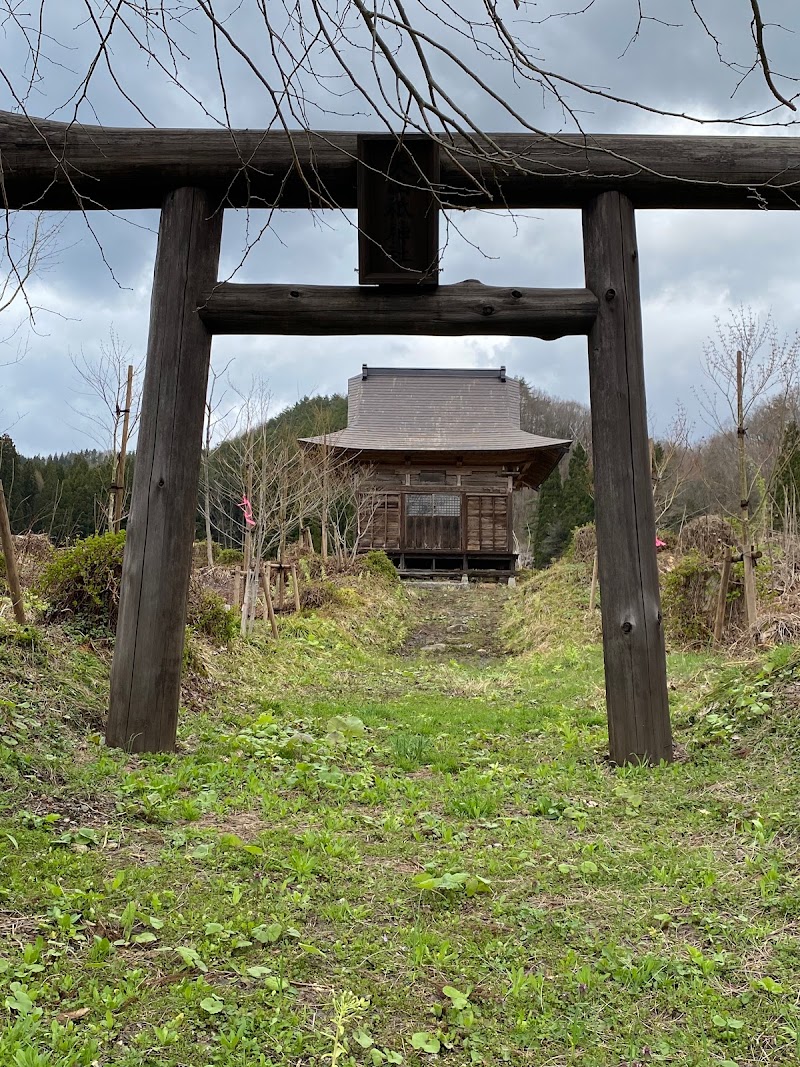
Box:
[69,329,143,531]
[651,404,697,526]
[1,2,799,297]
[213,380,307,634]
[698,307,799,520]
[0,211,62,431]
[697,306,800,627]
[201,359,234,566]
[519,382,592,454]
[0,211,62,324]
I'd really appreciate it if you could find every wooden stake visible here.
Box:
[107,187,223,754]
[240,529,253,637]
[232,567,242,609]
[277,562,285,611]
[589,549,599,612]
[112,363,134,534]
[713,547,733,646]
[583,191,672,766]
[737,350,758,631]
[291,562,301,613]
[260,562,279,639]
[0,481,26,625]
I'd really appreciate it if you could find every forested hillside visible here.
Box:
[5,374,800,572]
[0,394,347,546]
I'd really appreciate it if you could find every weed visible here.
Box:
[360,550,399,584]
[391,732,434,769]
[36,531,125,629]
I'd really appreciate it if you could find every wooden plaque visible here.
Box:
[357,135,440,286]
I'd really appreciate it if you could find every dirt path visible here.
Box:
[399,581,510,661]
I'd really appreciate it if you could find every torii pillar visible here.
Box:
[106,188,222,752]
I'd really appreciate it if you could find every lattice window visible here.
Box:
[406,493,460,517]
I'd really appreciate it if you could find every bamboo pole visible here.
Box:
[737,349,758,631]
[291,562,301,613]
[277,562,285,611]
[589,549,599,612]
[0,481,26,625]
[260,563,279,639]
[713,548,733,646]
[240,527,252,636]
[112,363,134,534]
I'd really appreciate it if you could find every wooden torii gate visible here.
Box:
[4,112,799,764]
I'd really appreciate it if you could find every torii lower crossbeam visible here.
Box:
[199,283,598,339]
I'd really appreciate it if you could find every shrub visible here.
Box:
[182,626,208,676]
[661,551,720,647]
[677,515,737,559]
[567,523,596,564]
[194,541,243,565]
[37,532,126,629]
[300,580,347,610]
[217,548,244,565]
[361,549,399,583]
[186,580,238,643]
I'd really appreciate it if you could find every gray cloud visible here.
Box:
[2,1,800,454]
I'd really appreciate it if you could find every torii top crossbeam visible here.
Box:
[2,110,800,211]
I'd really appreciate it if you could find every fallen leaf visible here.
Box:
[57,1007,90,1023]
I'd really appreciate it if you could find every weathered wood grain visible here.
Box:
[199,283,598,338]
[3,111,800,210]
[466,494,509,551]
[583,191,673,766]
[106,188,222,754]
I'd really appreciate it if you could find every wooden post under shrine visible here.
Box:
[107,187,223,753]
[583,191,673,765]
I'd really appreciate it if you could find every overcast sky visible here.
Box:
[2,0,800,455]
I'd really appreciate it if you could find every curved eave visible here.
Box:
[298,437,570,489]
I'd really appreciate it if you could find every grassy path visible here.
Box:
[398,583,510,661]
[1,586,800,1066]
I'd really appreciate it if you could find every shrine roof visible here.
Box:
[299,366,571,488]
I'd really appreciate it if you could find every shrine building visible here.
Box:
[301,365,570,579]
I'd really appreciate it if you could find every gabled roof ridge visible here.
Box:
[357,365,506,380]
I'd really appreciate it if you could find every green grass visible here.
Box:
[1,596,800,1066]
